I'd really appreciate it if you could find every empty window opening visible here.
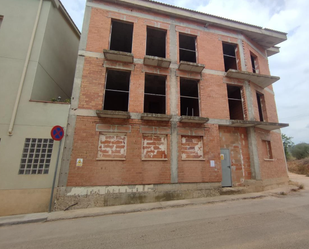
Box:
[104,70,130,112]
[256,92,267,122]
[19,138,54,175]
[0,16,3,28]
[262,140,273,159]
[223,43,237,72]
[179,34,196,63]
[144,74,166,114]
[146,27,166,58]
[180,78,199,116]
[251,54,258,73]
[110,20,133,53]
[227,85,244,120]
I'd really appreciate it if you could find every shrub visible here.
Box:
[291,143,309,160]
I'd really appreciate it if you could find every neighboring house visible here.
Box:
[56,0,288,210]
[0,0,80,216]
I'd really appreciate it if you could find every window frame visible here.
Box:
[109,19,134,53]
[262,140,273,160]
[143,73,167,114]
[227,84,245,120]
[250,52,259,74]
[146,26,167,58]
[103,69,131,112]
[180,78,200,117]
[222,43,238,72]
[256,91,267,122]
[179,33,197,63]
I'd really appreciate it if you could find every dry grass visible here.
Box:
[288,158,309,176]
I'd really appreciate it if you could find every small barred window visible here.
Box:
[19,138,54,175]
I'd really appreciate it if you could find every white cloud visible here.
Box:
[61,0,309,144]
[60,0,86,31]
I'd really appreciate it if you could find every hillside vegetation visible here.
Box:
[288,158,309,176]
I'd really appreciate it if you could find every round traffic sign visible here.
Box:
[51,126,64,141]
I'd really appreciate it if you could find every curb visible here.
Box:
[46,193,269,223]
[0,184,300,227]
[0,217,47,227]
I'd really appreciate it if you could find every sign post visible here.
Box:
[48,126,64,213]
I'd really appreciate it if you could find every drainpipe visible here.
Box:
[8,0,43,136]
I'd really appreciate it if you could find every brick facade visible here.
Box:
[58,0,288,204]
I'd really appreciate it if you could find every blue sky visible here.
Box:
[61,0,309,145]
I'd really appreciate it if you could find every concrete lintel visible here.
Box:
[229,120,289,131]
[179,116,209,124]
[103,60,135,71]
[143,56,171,68]
[178,61,205,73]
[103,49,134,63]
[141,113,172,121]
[96,110,131,119]
[226,69,280,89]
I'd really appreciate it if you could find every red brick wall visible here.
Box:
[251,84,278,123]
[67,117,171,186]
[67,2,285,188]
[219,126,251,186]
[178,124,222,183]
[255,129,288,179]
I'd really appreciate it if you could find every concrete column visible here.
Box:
[169,23,178,183]
[239,37,261,180]
[247,127,261,180]
[237,38,246,71]
[244,81,254,121]
[57,5,92,188]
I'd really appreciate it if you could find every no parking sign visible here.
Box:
[49,125,64,212]
[51,125,64,141]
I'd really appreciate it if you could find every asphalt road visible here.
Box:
[1,175,309,249]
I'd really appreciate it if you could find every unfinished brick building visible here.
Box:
[56,0,289,209]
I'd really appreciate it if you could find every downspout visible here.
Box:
[8,0,43,136]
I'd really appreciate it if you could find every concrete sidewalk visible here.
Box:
[1,178,303,227]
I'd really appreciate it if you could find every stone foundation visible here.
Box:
[54,182,221,211]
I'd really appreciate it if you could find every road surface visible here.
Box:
[1,174,309,249]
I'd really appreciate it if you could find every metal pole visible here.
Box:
[48,138,62,213]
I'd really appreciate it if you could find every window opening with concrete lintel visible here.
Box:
[144,74,166,114]
[256,92,267,122]
[180,78,200,117]
[250,52,259,73]
[227,85,244,120]
[110,20,133,53]
[179,33,197,63]
[146,27,166,58]
[19,138,54,175]
[103,69,131,112]
[262,140,273,159]
[222,43,238,72]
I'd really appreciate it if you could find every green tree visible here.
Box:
[291,143,309,160]
[282,134,294,159]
